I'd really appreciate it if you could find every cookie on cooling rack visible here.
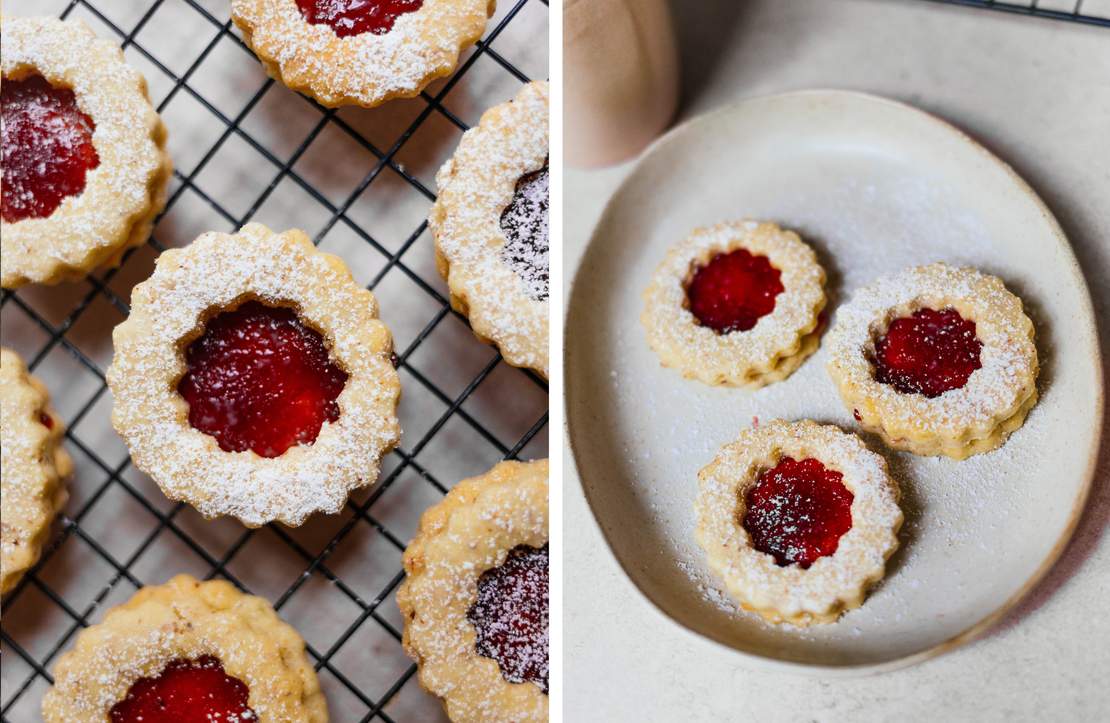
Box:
[399,459,549,723]
[107,223,401,527]
[42,574,327,722]
[430,81,550,378]
[1,348,72,595]
[231,0,494,108]
[1,15,171,288]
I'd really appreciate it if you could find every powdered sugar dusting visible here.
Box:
[42,575,326,721]
[398,460,548,722]
[0,348,70,593]
[468,544,549,692]
[695,420,903,624]
[572,112,1087,654]
[231,0,492,107]
[1,15,170,287]
[499,166,550,302]
[641,221,826,387]
[430,81,549,377]
[106,223,401,527]
[826,263,1038,446]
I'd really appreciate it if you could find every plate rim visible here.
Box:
[564,88,1105,674]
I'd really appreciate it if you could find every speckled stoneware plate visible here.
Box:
[565,90,1102,671]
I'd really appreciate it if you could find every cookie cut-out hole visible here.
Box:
[109,655,254,723]
[871,306,982,398]
[1,74,100,223]
[499,165,549,302]
[295,0,423,37]
[684,248,783,333]
[742,457,853,568]
[467,544,549,693]
[178,300,348,458]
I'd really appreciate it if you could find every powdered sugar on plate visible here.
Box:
[566,90,1097,664]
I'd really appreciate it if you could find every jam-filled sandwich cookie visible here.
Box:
[430,81,549,378]
[399,459,549,723]
[0,348,72,595]
[1,16,171,288]
[827,263,1038,460]
[42,575,327,722]
[107,223,401,527]
[231,0,494,108]
[642,221,826,388]
[696,420,902,626]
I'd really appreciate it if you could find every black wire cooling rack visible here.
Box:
[919,0,1110,25]
[0,0,547,720]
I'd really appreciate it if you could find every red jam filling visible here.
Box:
[685,248,784,334]
[743,457,854,569]
[872,307,982,398]
[109,656,254,723]
[294,0,423,37]
[1,75,100,223]
[500,165,550,302]
[467,544,549,693]
[178,301,348,458]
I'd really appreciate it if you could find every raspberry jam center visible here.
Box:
[500,165,550,302]
[177,301,348,458]
[1,74,100,223]
[872,307,982,398]
[685,248,784,333]
[109,656,254,723]
[294,0,424,37]
[743,457,854,569]
[467,544,549,693]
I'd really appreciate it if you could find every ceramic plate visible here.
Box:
[565,90,1102,670]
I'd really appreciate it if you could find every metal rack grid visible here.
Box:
[0,0,548,720]
[919,0,1110,25]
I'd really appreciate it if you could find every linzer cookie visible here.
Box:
[107,223,401,527]
[696,420,902,626]
[231,0,493,107]
[0,348,72,594]
[398,459,549,723]
[42,575,327,722]
[1,15,171,288]
[642,220,826,388]
[827,263,1038,459]
[430,81,550,378]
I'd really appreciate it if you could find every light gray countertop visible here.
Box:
[564,1,1109,720]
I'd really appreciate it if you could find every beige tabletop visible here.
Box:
[564,1,1110,720]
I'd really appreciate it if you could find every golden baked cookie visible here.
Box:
[642,221,826,388]
[398,459,548,723]
[826,263,1038,460]
[1,15,171,288]
[696,420,902,626]
[42,574,327,722]
[430,81,549,378]
[0,348,72,595]
[107,223,401,527]
[231,0,494,108]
